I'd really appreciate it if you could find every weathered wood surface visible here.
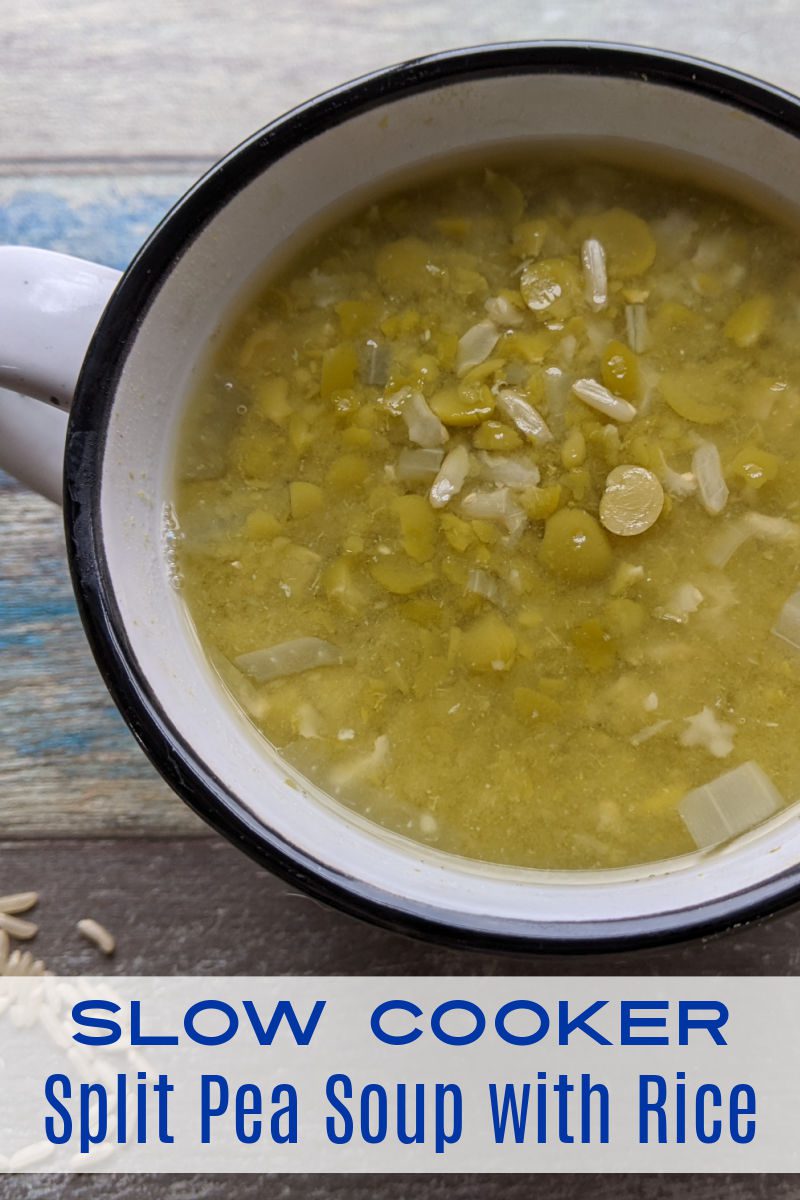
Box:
[0,174,205,836]
[5,837,800,977]
[2,836,800,1197]
[0,469,204,836]
[0,442,203,838]
[9,1170,798,1200]
[3,4,800,1192]
[2,2,800,841]
[3,0,800,164]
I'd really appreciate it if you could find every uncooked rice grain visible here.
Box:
[9,1140,55,1170]
[0,919,133,1171]
[68,1143,115,1170]
[0,891,38,915]
[0,913,38,941]
[3,948,46,977]
[77,918,116,956]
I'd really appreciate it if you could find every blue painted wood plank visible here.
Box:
[0,174,191,267]
[0,173,205,836]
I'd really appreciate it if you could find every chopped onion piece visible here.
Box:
[745,511,800,542]
[706,521,752,569]
[692,441,728,515]
[693,572,737,619]
[495,386,553,443]
[397,387,448,448]
[773,591,800,651]
[679,761,783,849]
[679,706,735,759]
[584,317,614,355]
[661,463,697,498]
[485,294,524,327]
[724,262,747,288]
[672,582,704,617]
[505,507,528,544]
[456,320,500,375]
[581,238,607,310]
[707,511,800,567]
[234,637,344,682]
[396,447,444,482]
[295,703,323,739]
[308,269,341,306]
[557,334,578,366]
[636,362,658,419]
[652,208,699,255]
[572,377,637,423]
[460,487,527,539]
[466,568,501,604]
[630,719,672,747]
[330,735,391,789]
[504,361,530,386]
[610,562,645,596]
[477,452,540,489]
[625,303,650,353]
[429,444,470,509]
[693,233,727,270]
[460,488,513,521]
[659,583,704,624]
[360,338,390,387]
[543,367,571,434]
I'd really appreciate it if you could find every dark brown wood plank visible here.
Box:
[3,836,800,976]
[4,1172,800,1200]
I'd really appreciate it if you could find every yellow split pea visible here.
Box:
[600,466,664,536]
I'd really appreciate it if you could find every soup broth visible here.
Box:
[173,151,800,870]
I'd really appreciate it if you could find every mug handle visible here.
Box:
[0,246,121,503]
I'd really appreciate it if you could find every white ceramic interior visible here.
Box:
[99,67,800,940]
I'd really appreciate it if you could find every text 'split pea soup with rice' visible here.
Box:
[172,150,800,871]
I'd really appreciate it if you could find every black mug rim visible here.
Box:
[63,40,800,955]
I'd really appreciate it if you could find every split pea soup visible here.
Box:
[173,151,800,871]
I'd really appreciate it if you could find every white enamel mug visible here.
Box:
[3,42,800,952]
